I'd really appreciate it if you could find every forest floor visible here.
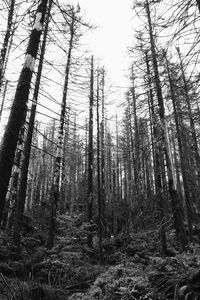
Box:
[0,216,200,299]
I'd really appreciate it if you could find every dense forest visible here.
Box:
[1,0,200,299]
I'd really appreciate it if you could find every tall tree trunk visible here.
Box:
[87,55,94,247]
[96,71,103,264]
[0,0,15,91]
[101,69,106,235]
[0,0,48,222]
[46,7,76,249]
[164,52,193,242]
[145,51,167,255]
[177,47,200,190]
[12,0,53,250]
[4,125,25,232]
[131,68,140,210]
[60,109,70,214]
[146,0,188,251]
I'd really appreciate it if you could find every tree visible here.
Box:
[145,0,188,250]
[12,0,53,250]
[96,69,103,264]
[46,4,81,249]
[87,55,94,247]
[0,0,15,91]
[0,0,48,222]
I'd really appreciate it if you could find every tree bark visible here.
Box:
[164,52,193,242]
[145,51,167,256]
[0,79,8,123]
[0,0,15,90]
[87,55,94,247]
[97,71,103,264]
[0,0,48,222]
[46,6,76,249]
[146,0,188,251]
[12,0,53,249]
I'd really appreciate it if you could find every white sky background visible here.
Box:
[72,0,134,91]
[0,0,135,136]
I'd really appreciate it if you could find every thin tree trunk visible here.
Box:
[0,79,8,123]
[87,55,94,247]
[146,0,188,251]
[46,7,76,249]
[177,47,200,190]
[145,51,167,255]
[0,0,15,90]
[164,52,193,242]
[97,71,103,264]
[101,69,106,235]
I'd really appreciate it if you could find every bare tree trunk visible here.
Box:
[12,0,53,250]
[0,0,15,90]
[96,71,103,264]
[146,0,188,251]
[87,55,94,247]
[101,69,106,235]
[0,79,8,123]
[46,6,77,250]
[0,0,48,222]
[164,52,193,242]
[177,47,200,190]
[131,69,140,211]
[60,109,70,214]
[5,125,25,233]
[145,51,167,255]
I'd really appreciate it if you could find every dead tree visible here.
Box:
[46,5,78,249]
[87,55,94,248]
[12,0,53,250]
[0,0,15,91]
[0,0,48,222]
[145,0,188,250]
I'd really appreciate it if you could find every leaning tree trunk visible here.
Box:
[0,0,48,222]
[12,0,53,250]
[0,0,15,91]
[46,7,76,249]
[146,0,188,251]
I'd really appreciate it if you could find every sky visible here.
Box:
[0,0,136,137]
[72,0,134,89]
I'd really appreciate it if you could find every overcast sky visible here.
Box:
[72,0,134,88]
